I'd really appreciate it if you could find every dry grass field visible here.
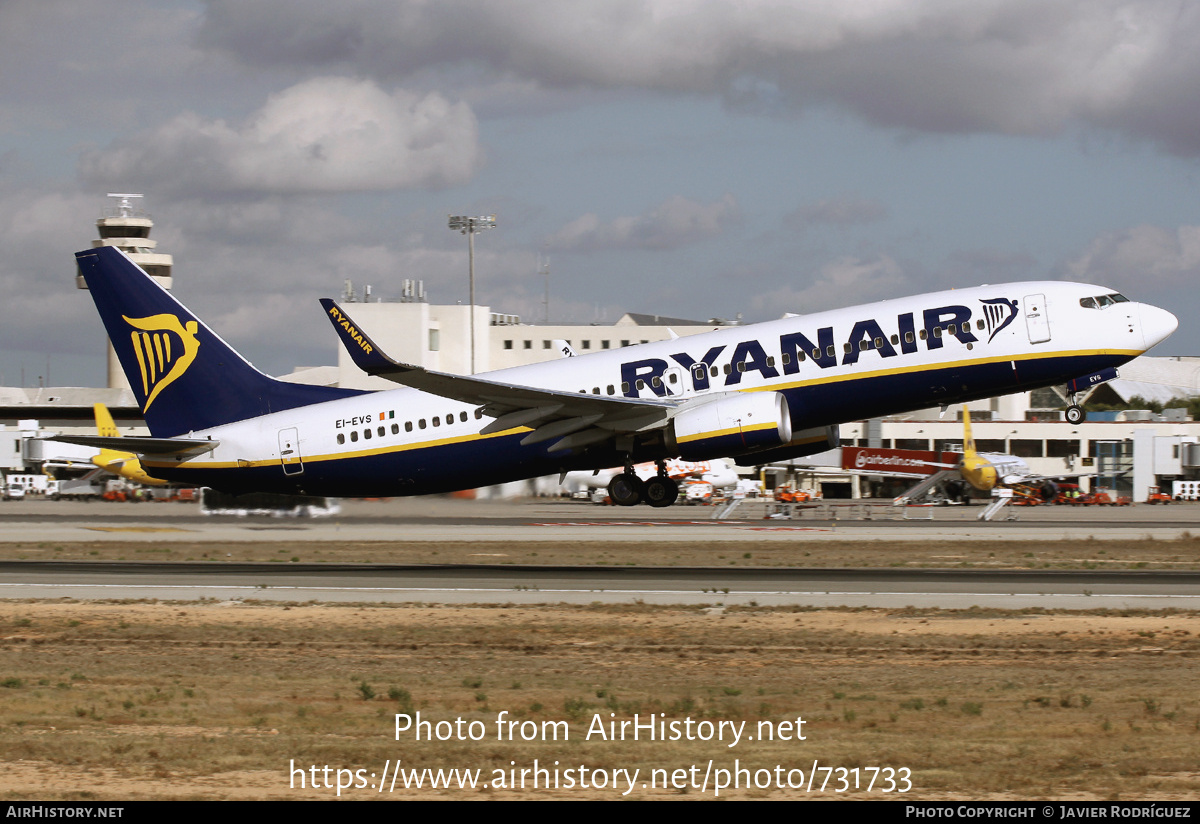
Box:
[2,596,1199,800]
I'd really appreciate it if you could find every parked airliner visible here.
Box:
[60,246,1177,507]
[888,405,1094,505]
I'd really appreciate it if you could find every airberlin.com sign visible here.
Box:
[842,447,960,476]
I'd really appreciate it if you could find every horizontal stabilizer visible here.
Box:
[47,435,219,458]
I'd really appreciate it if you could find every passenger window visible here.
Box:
[782,353,792,365]
[947,324,956,335]
[710,366,718,377]
[652,376,662,388]
[736,362,746,372]
[592,387,600,394]
[337,433,345,445]
[905,332,915,344]
[766,356,775,367]
[669,373,678,383]
[460,412,468,422]
[919,330,928,341]
[843,343,853,354]
[406,421,413,432]
[825,345,835,358]
[350,431,358,442]
[890,334,899,345]
[607,385,615,395]
[378,426,385,437]
[933,327,943,338]
[796,350,805,362]
[474,409,483,419]
[636,379,645,390]
[976,320,985,330]
[621,382,630,393]
[859,340,869,351]
[419,419,426,429]
[364,428,372,439]
[812,349,820,360]
[391,423,399,435]
[432,417,440,427]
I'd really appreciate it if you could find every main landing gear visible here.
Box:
[606,461,679,508]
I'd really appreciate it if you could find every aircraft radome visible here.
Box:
[57,246,1177,507]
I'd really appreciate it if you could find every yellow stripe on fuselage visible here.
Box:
[144,347,1137,471]
[741,348,1140,395]
[143,425,531,470]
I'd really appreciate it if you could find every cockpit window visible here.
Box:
[1080,293,1129,309]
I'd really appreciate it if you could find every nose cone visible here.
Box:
[1139,304,1179,351]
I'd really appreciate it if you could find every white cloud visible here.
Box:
[1062,224,1200,292]
[80,77,482,195]
[548,194,741,252]
[786,196,888,228]
[750,254,909,316]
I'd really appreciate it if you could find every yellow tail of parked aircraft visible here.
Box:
[891,405,1092,505]
[90,404,168,486]
[957,405,1092,494]
[958,407,1001,491]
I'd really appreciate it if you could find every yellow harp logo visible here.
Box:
[123,314,201,411]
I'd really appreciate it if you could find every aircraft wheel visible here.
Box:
[608,474,644,507]
[644,476,679,508]
[1065,405,1086,424]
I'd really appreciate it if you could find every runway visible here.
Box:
[3,560,1200,609]
[1,495,1199,543]
[2,497,1199,608]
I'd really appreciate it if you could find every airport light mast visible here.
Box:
[448,214,496,374]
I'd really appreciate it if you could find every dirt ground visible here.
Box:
[2,596,1199,800]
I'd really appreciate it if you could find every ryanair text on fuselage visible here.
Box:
[621,301,1003,397]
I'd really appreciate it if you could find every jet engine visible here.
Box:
[669,392,791,461]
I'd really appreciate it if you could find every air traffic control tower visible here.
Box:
[76,194,174,390]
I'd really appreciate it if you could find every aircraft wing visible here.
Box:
[320,299,677,451]
[46,435,219,459]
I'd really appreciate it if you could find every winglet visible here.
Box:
[319,298,418,377]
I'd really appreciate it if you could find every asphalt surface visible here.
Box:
[1,495,1199,543]
[2,496,1199,607]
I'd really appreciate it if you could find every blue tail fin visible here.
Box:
[76,246,362,437]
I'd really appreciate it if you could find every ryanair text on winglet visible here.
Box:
[327,305,374,355]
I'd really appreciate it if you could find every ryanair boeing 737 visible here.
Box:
[59,246,1177,507]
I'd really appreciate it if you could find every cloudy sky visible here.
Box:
[3,0,1199,387]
